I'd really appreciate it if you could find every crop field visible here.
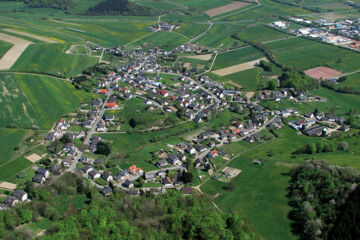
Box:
[11,43,98,77]
[0,73,89,129]
[220,0,311,21]
[0,128,28,166]
[168,0,233,11]
[132,0,181,11]
[174,23,209,39]
[236,24,292,43]
[132,31,188,50]
[265,37,360,72]
[0,40,12,58]
[212,58,267,76]
[201,126,360,240]
[205,1,251,17]
[212,46,264,70]
[197,23,246,49]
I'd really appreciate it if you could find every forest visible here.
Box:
[0,173,260,240]
[85,0,158,16]
[288,160,360,240]
[24,0,75,9]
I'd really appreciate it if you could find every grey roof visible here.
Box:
[12,190,27,199]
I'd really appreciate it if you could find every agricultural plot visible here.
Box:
[0,128,28,166]
[213,67,262,91]
[197,23,246,49]
[205,1,251,17]
[304,66,343,80]
[0,157,32,182]
[0,73,89,129]
[2,28,58,43]
[236,24,292,43]
[132,0,181,11]
[174,23,209,39]
[132,31,188,50]
[212,46,264,70]
[220,0,311,21]
[168,0,233,11]
[212,57,267,76]
[265,37,360,72]
[0,40,12,58]
[337,72,360,92]
[11,43,98,77]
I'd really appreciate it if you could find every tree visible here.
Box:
[306,143,317,154]
[225,180,236,191]
[129,118,136,128]
[47,140,63,154]
[182,171,193,184]
[267,79,277,90]
[95,142,112,156]
[60,134,72,144]
[18,209,32,224]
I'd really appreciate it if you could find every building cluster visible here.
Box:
[147,22,176,32]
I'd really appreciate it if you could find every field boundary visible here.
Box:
[212,57,267,76]
[0,33,32,70]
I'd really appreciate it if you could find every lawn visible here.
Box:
[0,39,12,58]
[11,43,98,77]
[264,37,360,72]
[0,73,90,129]
[0,128,28,166]
[0,157,32,182]
[212,46,264,70]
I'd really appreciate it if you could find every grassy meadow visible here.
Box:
[131,31,189,50]
[11,43,98,77]
[0,157,32,182]
[0,128,28,166]
[0,39,12,58]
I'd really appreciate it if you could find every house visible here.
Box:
[145,172,157,180]
[339,125,350,132]
[195,145,207,152]
[36,168,49,178]
[303,125,327,137]
[155,159,168,168]
[82,165,93,174]
[129,165,143,175]
[62,156,72,167]
[101,187,112,196]
[99,89,108,94]
[122,179,134,188]
[45,132,55,141]
[193,158,203,168]
[88,170,101,179]
[94,159,102,165]
[106,102,117,109]
[4,197,18,207]
[12,190,28,202]
[92,98,102,107]
[181,187,193,195]
[167,154,181,165]
[104,115,115,121]
[208,150,219,158]
[102,172,113,182]
[33,174,45,184]
[186,146,196,155]
[162,177,173,187]
[128,189,140,196]
[199,131,215,140]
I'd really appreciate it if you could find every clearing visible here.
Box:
[304,66,343,80]
[212,57,267,76]
[0,32,32,70]
[3,28,58,43]
[25,153,42,163]
[0,181,16,190]
[205,1,251,17]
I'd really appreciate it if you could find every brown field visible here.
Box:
[304,66,343,80]
[25,153,42,163]
[0,181,16,190]
[3,29,58,43]
[212,58,267,76]
[0,33,32,70]
[205,2,251,17]
[245,91,255,98]
[185,54,213,61]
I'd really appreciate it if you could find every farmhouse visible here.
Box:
[12,190,28,202]
[303,125,328,137]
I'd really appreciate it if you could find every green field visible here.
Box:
[336,72,360,92]
[131,31,188,50]
[132,0,181,11]
[11,43,98,77]
[0,156,32,182]
[168,0,233,11]
[0,39,12,58]
[236,24,292,43]
[0,73,90,129]
[265,37,360,72]
[212,46,264,70]
[0,128,28,166]
[201,126,360,240]
[174,23,209,39]
[197,23,246,49]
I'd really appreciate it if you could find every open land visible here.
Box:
[212,57,267,76]
[304,66,343,80]
[205,2,251,17]
[3,28,58,43]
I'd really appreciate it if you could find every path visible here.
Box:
[0,33,32,70]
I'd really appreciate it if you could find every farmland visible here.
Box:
[11,43,98,77]
[212,46,264,70]
[129,31,189,50]
[265,37,360,72]
[337,72,360,92]
[0,128,28,166]
[0,157,32,182]
[0,73,90,129]
[0,40,12,58]
[235,24,292,43]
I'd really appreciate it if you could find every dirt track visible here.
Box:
[212,58,267,76]
[3,28,58,43]
[205,2,251,17]
[0,32,32,70]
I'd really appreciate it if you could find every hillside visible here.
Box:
[85,0,158,16]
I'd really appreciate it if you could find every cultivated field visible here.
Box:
[212,57,267,76]
[205,1,251,17]
[0,32,32,70]
[11,43,98,77]
[185,54,213,61]
[3,28,58,43]
[304,66,343,80]
[0,128,28,165]
[130,31,188,50]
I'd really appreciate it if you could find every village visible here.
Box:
[0,45,354,209]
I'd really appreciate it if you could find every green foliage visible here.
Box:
[288,160,360,239]
[95,142,112,156]
[85,0,158,16]
[182,171,193,184]
[24,0,75,9]
[279,70,319,90]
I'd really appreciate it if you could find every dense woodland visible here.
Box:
[288,160,360,240]
[24,0,75,9]
[0,173,260,240]
[85,0,158,16]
